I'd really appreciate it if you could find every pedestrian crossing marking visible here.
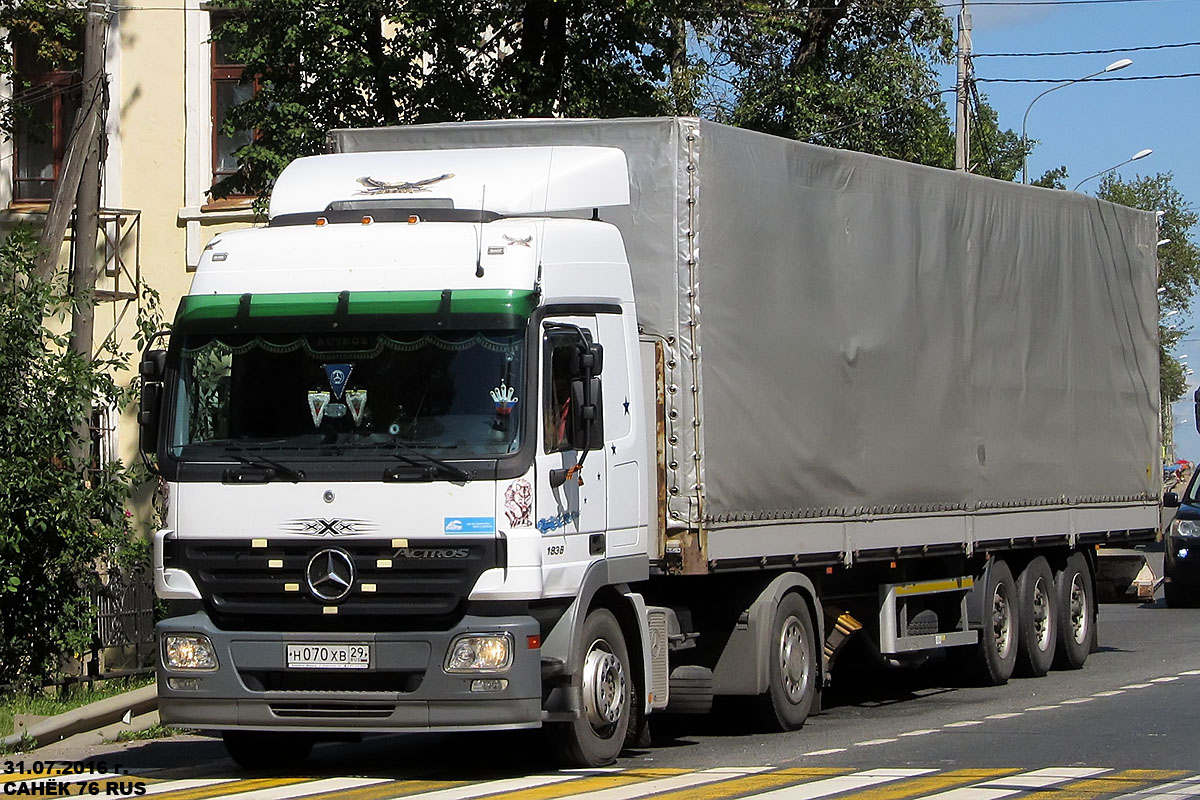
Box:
[142,776,316,800]
[471,768,691,800]
[1019,769,1190,800]
[16,764,1200,800]
[638,767,852,800]
[742,768,937,800]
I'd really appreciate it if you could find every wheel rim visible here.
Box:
[992,583,1014,659]
[778,615,813,704]
[582,638,626,733]
[1031,577,1052,651]
[1067,573,1088,646]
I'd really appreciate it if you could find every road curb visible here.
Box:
[1,685,158,752]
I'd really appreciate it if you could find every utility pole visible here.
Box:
[67,2,110,470]
[954,0,972,172]
[34,3,108,284]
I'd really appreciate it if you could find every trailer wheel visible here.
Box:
[222,731,313,771]
[1053,551,1094,669]
[758,592,817,731]
[968,559,1018,686]
[1014,556,1057,677]
[552,608,632,766]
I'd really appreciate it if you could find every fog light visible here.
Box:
[1179,548,1190,559]
[163,634,218,670]
[471,679,509,692]
[444,633,512,672]
[167,677,203,690]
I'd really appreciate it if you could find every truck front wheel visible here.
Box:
[553,608,633,766]
[758,592,817,731]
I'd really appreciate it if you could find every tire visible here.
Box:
[1053,551,1094,670]
[552,608,633,766]
[967,559,1018,686]
[756,592,818,732]
[222,731,314,770]
[1014,556,1057,677]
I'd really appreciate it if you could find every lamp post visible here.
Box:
[1021,58,1133,184]
[1072,148,1153,192]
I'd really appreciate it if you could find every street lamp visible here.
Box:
[1071,148,1153,192]
[1021,58,1133,184]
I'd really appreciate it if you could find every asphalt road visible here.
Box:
[21,549,1199,799]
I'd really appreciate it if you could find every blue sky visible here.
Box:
[936,0,1199,462]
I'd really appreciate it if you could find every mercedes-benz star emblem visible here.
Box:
[305,548,356,602]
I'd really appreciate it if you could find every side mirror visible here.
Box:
[569,342,604,377]
[1194,386,1200,434]
[139,381,161,455]
[1164,491,1181,509]
[141,349,167,382]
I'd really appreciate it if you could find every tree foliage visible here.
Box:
[1097,173,1200,406]
[0,229,150,689]
[210,0,1026,198]
[0,0,83,139]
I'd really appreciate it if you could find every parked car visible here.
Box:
[1163,475,1200,607]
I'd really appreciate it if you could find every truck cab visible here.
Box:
[143,146,654,766]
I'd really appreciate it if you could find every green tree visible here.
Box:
[0,229,151,689]
[1097,173,1200,407]
[1032,165,1069,190]
[210,0,690,199]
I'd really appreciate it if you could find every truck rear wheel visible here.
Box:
[967,559,1018,686]
[1014,556,1057,677]
[1052,551,1094,668]
[757,592,817,731]
[222,731,313,771]
[552,608,632,766]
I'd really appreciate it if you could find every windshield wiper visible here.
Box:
[223,446,306,483]
[357,441,473,483]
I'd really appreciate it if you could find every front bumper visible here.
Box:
[157,612,543,733]
[1165,535,1200,588]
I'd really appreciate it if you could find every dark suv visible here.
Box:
[1163,473,1200,607]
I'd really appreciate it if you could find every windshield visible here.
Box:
[170,329,525,460]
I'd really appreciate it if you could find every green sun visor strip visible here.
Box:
[175,289,538,331]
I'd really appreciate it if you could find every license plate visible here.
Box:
[286,643,371,669]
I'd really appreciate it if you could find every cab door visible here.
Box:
[535,316,607,594]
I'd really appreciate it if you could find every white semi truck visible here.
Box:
[144,118,1162,768]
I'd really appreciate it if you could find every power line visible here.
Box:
[975,40,1200,58]
[978,72,1200,82]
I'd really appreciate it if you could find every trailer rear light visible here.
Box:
[444,633,512,673]
[163,634,218,670]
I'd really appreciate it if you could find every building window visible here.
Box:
[12,36,82,202]
[210,16,254,192]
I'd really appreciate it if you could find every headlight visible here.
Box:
[163,634,219,670]
[444,633,512,673]
[1173,519,1200,539]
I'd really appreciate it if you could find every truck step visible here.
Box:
[665,665,713,715]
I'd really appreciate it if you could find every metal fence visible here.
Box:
[91,565,156,676]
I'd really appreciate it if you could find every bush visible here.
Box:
[0,228,153,689]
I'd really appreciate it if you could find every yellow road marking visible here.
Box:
[1020,769,1190,800]
[289,779,472,800]
[478,768,691,800]
[843,770,1023,800]
[144,777,314,800]
[635,767,853,800]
